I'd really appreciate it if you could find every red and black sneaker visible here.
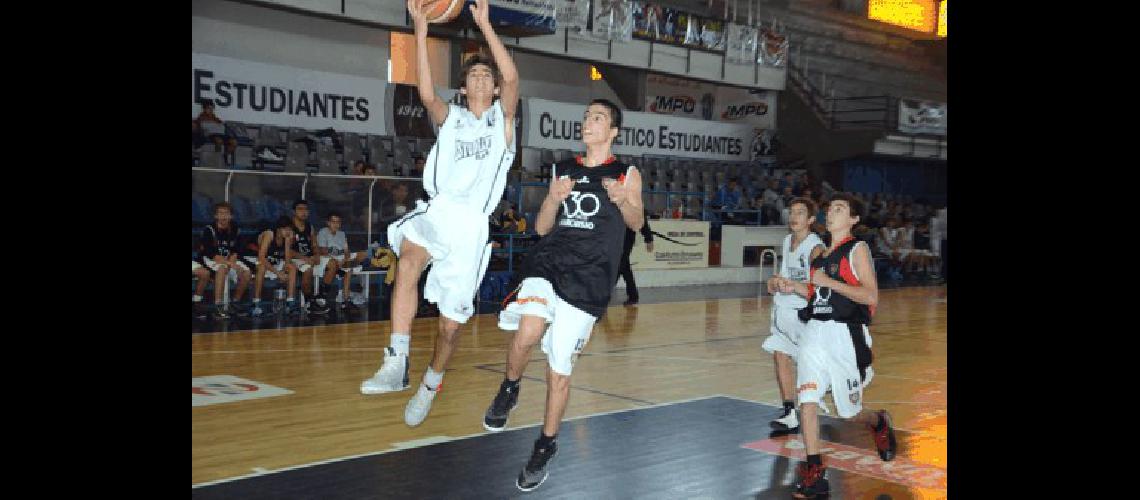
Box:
[870,410,897,461]
[792,462,829,499]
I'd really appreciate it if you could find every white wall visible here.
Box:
[514,51,623,105]
[192,0,390,81]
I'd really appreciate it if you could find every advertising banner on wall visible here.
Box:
[629,219,709,270]
[191,53,387,134]
[645,74,777,129]
[524,97,756,161]
[554,0,590,30]
[898,99,947,135]
[486,0,558,35]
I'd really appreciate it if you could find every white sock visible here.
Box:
[390,333,411,356]
[193,295,203,302]
[424,366,444,390]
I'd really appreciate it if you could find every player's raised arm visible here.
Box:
[408,0,449,126]
[470,0,519,139]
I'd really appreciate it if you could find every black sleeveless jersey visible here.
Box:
[799,236,876,381]
[200,224,239,259]
[798,236,875,325]
[260,230,288,265]
[292,221,314,257]
[519,157,633,318]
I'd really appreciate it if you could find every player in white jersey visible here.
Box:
[360,0,520,428]
[763,197,825,432]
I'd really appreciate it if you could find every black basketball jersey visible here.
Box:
[799,236,875,325]
[260,229,288,265]
[292,221,314,257]
[519,156,633,318]
[798,235,876,381]
[200,224,239,259]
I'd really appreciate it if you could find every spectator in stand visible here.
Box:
[820,180,837,200]
[801,187,815,205]
[780,185,795,208]
[193,100,238,166]
[812,194,829,235]
[715,177,746,224]
[760,179,782,225]
[499,203,527,234]
[778,172,796,193]
[409,156,426,178]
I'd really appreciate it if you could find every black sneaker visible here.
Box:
[870,410,897,461]
[234,302,253,317]
[792,462,829,499]
[193,302,209,319]
[309,297,330,315]
[483,379,521,432]
[214,304,231,319]
[516,439,557,492]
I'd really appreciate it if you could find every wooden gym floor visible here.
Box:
[192,285,947,498]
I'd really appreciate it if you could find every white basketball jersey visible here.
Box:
[774,232,824,309]
[423,100,516,216]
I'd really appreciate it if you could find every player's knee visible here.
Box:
[547,370,570,389]
[439,319,461,339]
[396,257,423,281]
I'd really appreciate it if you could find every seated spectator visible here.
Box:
[499,203,527,234]
[289,200,329,315]
[192,261,212,319]
[409,156,426,178]
[315,211,369,311]
[715,177,746,224]
[759,179,782,225]
[243,217,301,317]
[195,202,252,318]
[901,218,938,280]
[778,172,795,193]
[820,180,837,199]
[193,100,238,166]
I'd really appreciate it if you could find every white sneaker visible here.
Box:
[258,149,283,161]
[770,407,800,430]
[404,382,439,427]
[360,348,410,394]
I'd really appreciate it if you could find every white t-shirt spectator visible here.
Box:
[317,227,348,258]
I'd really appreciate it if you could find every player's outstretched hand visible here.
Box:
[605,167,642,207]
[471,0,491,28]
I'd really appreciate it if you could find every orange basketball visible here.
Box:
[424,0,466,24]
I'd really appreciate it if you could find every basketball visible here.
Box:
[424,0,466,24]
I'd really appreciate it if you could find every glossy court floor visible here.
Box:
[192,285,947,499]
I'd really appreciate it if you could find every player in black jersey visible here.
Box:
[245,217,302,317]
[772,193,897,499]
[195,202,252,319]
[290,200,328,314]
[483,99,645,492]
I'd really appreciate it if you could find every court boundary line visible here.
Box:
[192,393,740,489]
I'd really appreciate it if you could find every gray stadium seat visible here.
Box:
[343,133,363,168]
[198,148,224,169]
[234,146,254,169]
[317,144,338,173]
[256,125,284,148]
[285,142,309,173]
